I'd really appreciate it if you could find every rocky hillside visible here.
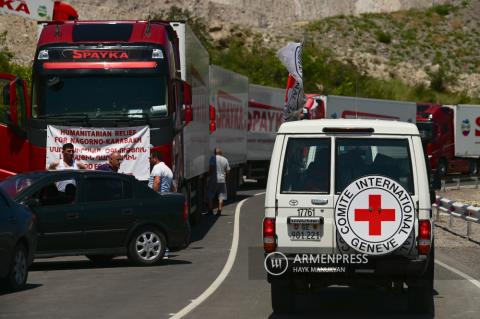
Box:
[3,0,480,96]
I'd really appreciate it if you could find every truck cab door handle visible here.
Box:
[311,198,328,205]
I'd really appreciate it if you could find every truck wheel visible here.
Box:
[469,160,478,175]
[408,248,434,314]
[5,243,28,291]
[437,159,447,178]
[271,280,295,314]
[85,254,114,265]
[128,227,166,266]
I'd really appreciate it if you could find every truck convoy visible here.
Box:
[417,103,480,176]
[0,19,285,223]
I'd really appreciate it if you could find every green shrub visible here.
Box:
[375,30,392,44]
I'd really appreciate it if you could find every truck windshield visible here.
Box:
[33,74,168,118]
[416,122,434,143]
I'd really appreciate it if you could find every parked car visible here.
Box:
[0,171,190,266]
[0,188,37,291]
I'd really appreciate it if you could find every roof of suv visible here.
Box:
[277,119,419,135]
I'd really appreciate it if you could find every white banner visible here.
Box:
[0,0,54,21]
[46,125,151,180]
[277,42,305,122]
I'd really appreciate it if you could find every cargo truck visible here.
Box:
[417,103,480,176]
[246,84,283,184]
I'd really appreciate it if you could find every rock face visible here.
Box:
[2,0,475,95]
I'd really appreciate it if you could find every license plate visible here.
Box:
[288,217,323,241]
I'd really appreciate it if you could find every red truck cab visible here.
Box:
[416,103,474,176]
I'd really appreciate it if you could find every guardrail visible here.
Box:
[440,176,479,191]
[433,195,480,242]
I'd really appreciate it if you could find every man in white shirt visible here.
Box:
[207,147,230,216]
[148,151,173,193]
[48,143,85,192]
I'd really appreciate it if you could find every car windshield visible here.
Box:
[0,173,47,199]
[33,74,168,118]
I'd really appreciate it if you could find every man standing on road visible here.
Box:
[148,151,173,193]
[97,152,123,172]
[207,147,230,216]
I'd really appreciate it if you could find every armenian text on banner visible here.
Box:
[46,125,150,180]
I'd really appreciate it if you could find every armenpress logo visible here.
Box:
[264,252,288,276]
[289,199,298,206]
[461,119,471,136]
[334,176,415,256]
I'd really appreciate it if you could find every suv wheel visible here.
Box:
[128,227,166,266]
[271,280,295,314]
[408,248,434,314]
[6,243,28,291]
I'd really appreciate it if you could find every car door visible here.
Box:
[0,74,30,179]
[24,176,83,253]
[80,176,136,249]
[0,191,16,276]
[275,136,335,254]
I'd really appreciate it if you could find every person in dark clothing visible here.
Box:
[97,152,123,172]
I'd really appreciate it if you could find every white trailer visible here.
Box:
[324,95,416,123]
[454,104,480,157]
[246,84,284,183]
[209,64,249,196]
[171,22,210,222]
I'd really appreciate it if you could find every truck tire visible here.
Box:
[127,227,166,266]
[437,159,447,178]
[5,243,28,291]
[469,160,478,175]
[408,248,434,314]
[271,280,295,314]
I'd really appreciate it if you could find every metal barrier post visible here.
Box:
[467,220,471,240]
[476,177,479,189]
[455,178,460,190]
[449,213,453,228]
[442,180,446,192]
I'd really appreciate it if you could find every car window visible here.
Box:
[335,138,414,194]
[280,138,331,194]
[29,178,77,206]
[84,178,131,202]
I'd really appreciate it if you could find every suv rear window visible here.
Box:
[280,138,331,194]
[335,138,414,194]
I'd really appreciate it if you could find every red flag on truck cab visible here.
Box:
[53,1,78,20]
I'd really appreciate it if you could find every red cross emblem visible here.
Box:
[354,194,395,236]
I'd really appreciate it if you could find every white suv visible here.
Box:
[264,119,436,314]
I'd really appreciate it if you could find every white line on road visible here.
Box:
[435,260,480,289]
[170,191,265,319]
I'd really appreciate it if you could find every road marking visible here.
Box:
[435,260,480,289]
[170,191,264,319]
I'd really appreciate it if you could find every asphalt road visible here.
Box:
[1,184,480,319]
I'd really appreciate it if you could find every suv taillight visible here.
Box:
[263,218,276,253]
[418,219,431,255]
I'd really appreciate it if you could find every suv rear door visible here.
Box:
[275,135,335,253]
[332,135,418,256]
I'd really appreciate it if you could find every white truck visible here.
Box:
[454,104,480,158]
[209,64,249,197]
[246,84,284,184]
[306,95,416,123]
[171,22,211,222]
